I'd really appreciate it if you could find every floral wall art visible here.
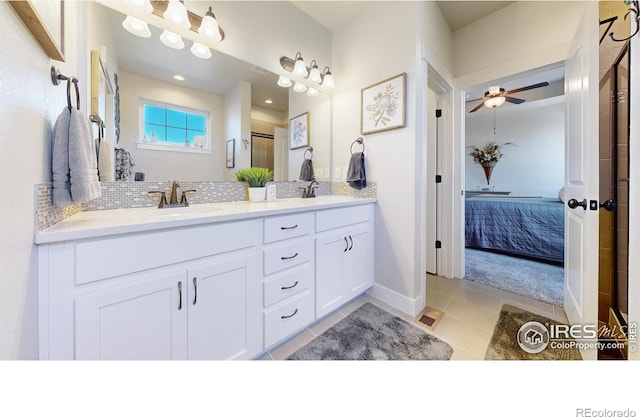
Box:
[289,112,309,149]
[361,73,406,134]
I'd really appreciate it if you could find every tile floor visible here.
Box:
[258,274,569,360]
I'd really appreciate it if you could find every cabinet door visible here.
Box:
[75,270,188,360]
[315,230,347,318]
[187,252,260,360]
[344,223,373,299]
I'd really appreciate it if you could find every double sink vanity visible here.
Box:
[36,195,375,360]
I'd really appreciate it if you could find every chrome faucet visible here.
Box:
[148,181,197,208]
[300,180,319,198]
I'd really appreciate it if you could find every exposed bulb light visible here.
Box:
[198,6,222,42]
[160,30,184,49]
[174,75,185,81]
[321,67,334,89]
[307,87,319,97]
[122,15,151,38]
[125,0,152,13]
[277,75,292,88]
[190,41,212,59]
[308,60,321,83]
[265,99,273,104]
[163,0,190,30]
[293,82,307,93]
[293,52,308,78]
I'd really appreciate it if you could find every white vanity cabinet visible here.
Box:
[39,220,261,360]
[315,205,374,318]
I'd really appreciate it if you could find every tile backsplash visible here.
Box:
[36,180,375,232]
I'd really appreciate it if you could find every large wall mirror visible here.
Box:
[89,1,331,183]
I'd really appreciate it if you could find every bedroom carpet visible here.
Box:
[286,303,453,360]
[465,248,564,305]
[485,304,581,360]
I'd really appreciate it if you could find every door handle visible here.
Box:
[280,252,299,260]
[344,236,349,252]
[348,235,354,251]
[599,199,616,212]
[177,281,183,311]
[567,198,587,210]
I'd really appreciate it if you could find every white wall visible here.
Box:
[251,106,287,126]
[224,81,252,181]
[465,98,565,197]
[118,71,225,182]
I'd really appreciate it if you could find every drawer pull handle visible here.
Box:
[281,308,298,319]
[281,252,299,260]
[348,235,354,251]
[344,237,349,252]
[193,277,197,305]
[178,281,183,311]
[280,225,298,230]
[281,281,299,290]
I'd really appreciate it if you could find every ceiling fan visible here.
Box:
[467,81,550,113]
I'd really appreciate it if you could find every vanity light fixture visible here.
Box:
[160,29,184,49]
[198,6,222,42]
[277,75,292,88]
[308,60,321,83]
[278,53,334,93]
[293,82,307,93]
[122,15,151,38]
[293,52,308,78]
[125,0,152,13]
[163,0,190,30]
[321,67,334,90]
[190,41,212,59]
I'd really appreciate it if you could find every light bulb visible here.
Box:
[293,82,307,93]
[122,16,151,38]
[293,53,308,78]
[163,0,190,30]
[198,7,222,42]
[277,75,292,88]
[160,30,184,49]
[308,61,321,84]
[190,41,212,59]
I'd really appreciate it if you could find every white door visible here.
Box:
[274,127,288,181]
[187,253,260,360]
[315,230,347,318]
[563,2,599,360]
[344,224,372,298]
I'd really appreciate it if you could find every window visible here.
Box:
[138,99,211,153]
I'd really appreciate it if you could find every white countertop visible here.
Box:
[35,195,376,244]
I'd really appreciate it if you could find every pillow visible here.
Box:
[558,187,566,202]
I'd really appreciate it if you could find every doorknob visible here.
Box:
[599,199,616,211]
[567,198,587,210]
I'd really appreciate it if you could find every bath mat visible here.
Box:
[485,304,581,360]
[465,248,564,305]
[287,302,453,360]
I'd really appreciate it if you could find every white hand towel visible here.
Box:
[98,138,114,181]
[68,108,101,202]
[52,108,73,207]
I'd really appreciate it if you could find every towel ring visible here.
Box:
[66,77,79,112]
[350,137,365,154]
[304,146,314,160]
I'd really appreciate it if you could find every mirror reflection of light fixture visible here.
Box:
[277,75,292,88]
[163,0,190,30]
[160,29,184,49]
[122,15,151,38]
[307,87,319,97]
[190,41,212,59]
[125,0,152,13]
[293,82,307,93]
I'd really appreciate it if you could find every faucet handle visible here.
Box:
[180,189,197,207]
[148,191,167,208]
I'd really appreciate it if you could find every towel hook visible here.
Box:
[350,136,365,154]
[52,66,79,112]
[304,146,314,160]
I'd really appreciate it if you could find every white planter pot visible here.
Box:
[248,187,266,202]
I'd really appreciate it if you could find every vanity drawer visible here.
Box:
[264,290,314,348]
[263,237,312,276]
[264,212,314,243]
[316,205,371,232]
[263,263,313,307]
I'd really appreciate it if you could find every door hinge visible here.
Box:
[435,240,442,249]
[435,109,442,118]
[435,175,442,183]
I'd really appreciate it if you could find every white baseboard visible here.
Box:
[366,283,425,317]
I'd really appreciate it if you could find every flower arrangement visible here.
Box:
[468,141,514,165]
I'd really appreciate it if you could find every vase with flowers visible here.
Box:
[467,141,514,185]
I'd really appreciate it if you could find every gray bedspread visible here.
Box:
[465,197,564,263]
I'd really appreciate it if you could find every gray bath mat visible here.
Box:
[287,302,453,360]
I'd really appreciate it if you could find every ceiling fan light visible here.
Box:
[163,0,191,30]
[160,30,185,49]
[488,85,502,95]
[293,82,307,93]
[198,7,222,42]
[122,15,151,38]
[484,96,506,108]
[190,41,212,59]
[277,75,292,88]
[125,0,152,13]
[293,53,308,78]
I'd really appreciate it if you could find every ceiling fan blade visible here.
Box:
[469,102,485,113]
[507,81,549,94]
[505,96,525,104]
[465,97,483,103]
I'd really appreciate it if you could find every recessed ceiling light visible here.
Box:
[265,99,273,104]
[174,75,185,81]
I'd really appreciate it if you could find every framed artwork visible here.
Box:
[10,0,65,61]
[289,112,309,150]
[90,50,113,121]
[226,139,235,168]
[361,72,406,134]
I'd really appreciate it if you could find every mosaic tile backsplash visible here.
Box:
[36,180,375,231]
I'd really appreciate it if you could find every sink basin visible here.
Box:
[139,205,221,219]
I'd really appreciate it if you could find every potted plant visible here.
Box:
[235,167,273,202]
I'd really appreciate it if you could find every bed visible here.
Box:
[465,196,564,263]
